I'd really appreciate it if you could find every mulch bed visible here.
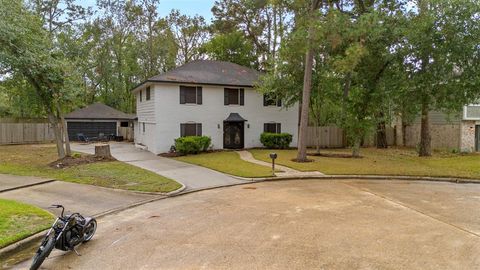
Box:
[158,149,227,158]
[291,158,315,163]
[307,152,363,158]
[49,155,116,168]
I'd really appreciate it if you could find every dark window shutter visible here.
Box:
[239,88,244,105]
[224,89,229,105]
[264,123,268,132]
[263,94,268,106]
[196,123,202,136]
[276,123,281,133]
[180,124,186,137]
[197,87,202,104]
[140,90,142,102]
[146,87,151,100]
[277,98,282,107]
[180,87,186,104]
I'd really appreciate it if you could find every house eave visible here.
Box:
[130,79,255,92]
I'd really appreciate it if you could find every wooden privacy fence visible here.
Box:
[306,125,396,148]
[306,126,345,148]
[0,118,55,145]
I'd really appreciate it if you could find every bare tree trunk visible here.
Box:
[297,46,314,162]
[402,118,407,147]
[62,117,71,156]
[48,113,65,159]
[296,0,321,162]
[376,115,388,149]
[419,101,431,156]
[315,124,320,153]
[352,137,361,158]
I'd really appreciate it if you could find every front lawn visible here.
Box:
[249,148,480,179]
[0,199,53,248]
[0,144,181,193]
[174,151,274,178]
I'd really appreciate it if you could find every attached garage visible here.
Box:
[65,103,136,141]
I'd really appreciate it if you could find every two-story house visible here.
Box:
[131,60,299,154]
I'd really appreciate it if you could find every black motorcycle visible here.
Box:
[30,205,97,270]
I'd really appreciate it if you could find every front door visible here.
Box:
[223,122,244,149]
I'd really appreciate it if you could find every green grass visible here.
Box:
[249,148,480,179]
[0,144,182,193]
[0,199,53,248]
[174,151,275,178]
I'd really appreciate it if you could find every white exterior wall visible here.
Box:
[135,83,298,154]
[134,86,157,152]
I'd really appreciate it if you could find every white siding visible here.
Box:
[134,121,156,152]
[134,86,156,151]
[136,87,156,123]
[149,83,298,154]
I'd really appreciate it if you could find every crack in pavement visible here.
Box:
[342,182,480,239]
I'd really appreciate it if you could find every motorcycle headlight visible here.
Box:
[56,221,64,229]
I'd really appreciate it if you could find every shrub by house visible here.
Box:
[260,132,292,149]
[174,136,211,155]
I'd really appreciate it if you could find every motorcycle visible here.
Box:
[30,205,97,270]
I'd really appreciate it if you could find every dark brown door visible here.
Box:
[223,122,244,149]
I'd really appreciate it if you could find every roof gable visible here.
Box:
[65,103,135,120]
[137,60,260,90]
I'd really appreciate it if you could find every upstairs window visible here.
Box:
[139,90,143,102]
[180,123,202,137]
[224,88,244,105]
[146,86,151,101]
[264,123,281,133]
[263,94,282,107]
[180,86,202,104]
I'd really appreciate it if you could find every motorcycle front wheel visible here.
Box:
[83,219,97,242]
[30,234,55,270]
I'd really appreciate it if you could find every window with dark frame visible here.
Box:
[224,88,244,105]
[263,94,282,107]
[180,123,202,137]
[146,86,151,101]
[120,122,129,127]
[139,90,142,102]
[179,86,202,104]
[264,123,281,133]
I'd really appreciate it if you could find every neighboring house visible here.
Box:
[65,103,136,141]
[395,105,480,152]
[131,60,299,154]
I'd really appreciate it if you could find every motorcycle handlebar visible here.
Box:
[49,204,65,217]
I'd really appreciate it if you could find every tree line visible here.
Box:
[1,0,479,159]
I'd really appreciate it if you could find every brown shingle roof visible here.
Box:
[132,60,261,91]
[65,103,136,120]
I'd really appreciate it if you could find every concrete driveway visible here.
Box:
[0,174,53,192]
[18,179,480,270]
[71,142,245,190]
[0,174,156,217]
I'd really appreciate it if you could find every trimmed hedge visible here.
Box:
[174,136,211,155]
[260,132,292,149]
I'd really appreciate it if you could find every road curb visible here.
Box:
[0,179,56,193]
[259,174,480,184]
[130,182,187,196]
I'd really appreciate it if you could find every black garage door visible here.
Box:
[67,122,116,141]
